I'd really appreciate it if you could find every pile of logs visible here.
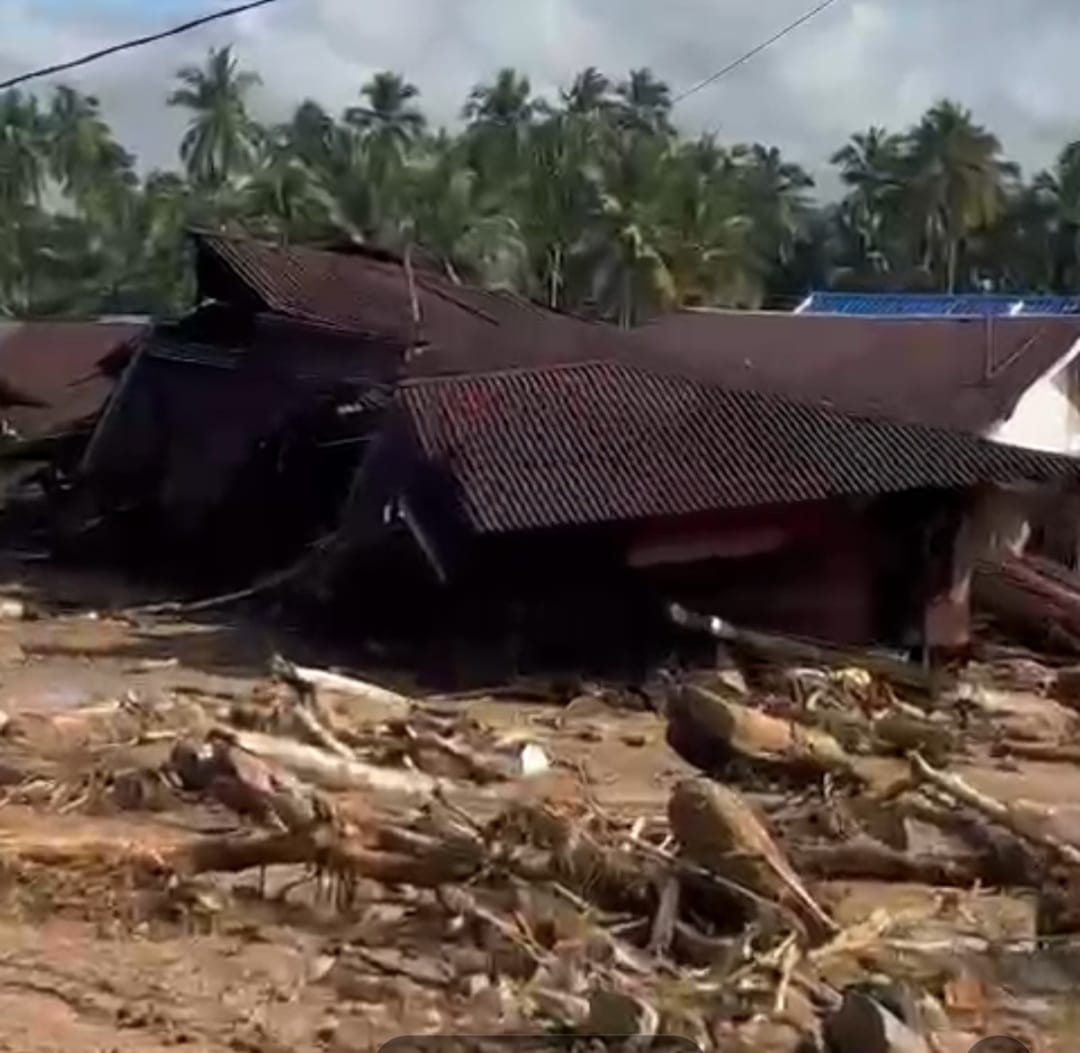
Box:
[5,632,1080,1049]
[975,551,1080,654]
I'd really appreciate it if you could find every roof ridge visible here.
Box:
[403,358,620,387]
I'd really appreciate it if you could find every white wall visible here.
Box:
[990,345,1080,455]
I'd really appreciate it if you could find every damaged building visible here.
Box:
[8,232,1080,673]
[639,304,1080,564]
[334,356,1080,675]
[0,320,145,542]
[69,231,619,580]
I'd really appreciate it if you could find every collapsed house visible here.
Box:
[335,355,1080,672]
[0,320,144,540]
[0,320,143,454]
[15,233,1080,671]
[71,231,618,579]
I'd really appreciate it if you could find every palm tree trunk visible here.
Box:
[619,267,633,329]
[548,244,562,309]
[946,236,959,293]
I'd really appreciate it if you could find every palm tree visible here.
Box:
[286,99,339,174]
[0,90,50,313]
[168,46,262,189]
[343,72,425,225]
[562,67,613,117]
[906,99,1017,291]
[662,137,765,308]
[463,68,539,189]
[1032,142,1080,290]
[464,67,538,128]
[345,72,425,151]
[615,69,674,136]
[134,171,197,312]
[830,126,906,274]
[244,131,336,241]
[0,89,47,211]
[735,143,814,268]
[48,86,134,213]
[579,134,677,326]
[516,114,596,307]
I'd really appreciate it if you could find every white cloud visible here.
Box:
[1,0,1079,188]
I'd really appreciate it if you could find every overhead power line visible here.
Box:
[0,0,281,92]
[673,0,844,106]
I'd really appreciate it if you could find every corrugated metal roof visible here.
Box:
[800,291,1080,317]
[0,321,144,440]
[632,311,1080,434]
[399,361,1080,535]
[194,231,620,376]
[1016,296,1080,316]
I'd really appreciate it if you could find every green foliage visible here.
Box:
[0,57,1075,322]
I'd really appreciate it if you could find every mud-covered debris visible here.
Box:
[668,777,837,944]
[529,987,591,1027]
[584,990,659,1037]
[825,989,930,1053]
[661,680,853,779]
[1053,665,1080,710]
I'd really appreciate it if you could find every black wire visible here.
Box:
[0,0,282,92]
[673,0,844,105]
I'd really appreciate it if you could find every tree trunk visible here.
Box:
[549,244,562,309]
[619,267,633,329]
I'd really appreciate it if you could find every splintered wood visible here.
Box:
[667,778,837,945]
[662,682,853,778]
[10,608,1080,1051]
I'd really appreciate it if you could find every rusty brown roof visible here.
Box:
[632,310,1080,433]
[194,231,621,375]
[0,321,144,440]
[194,232,1080,440]
[399,361,1080,534]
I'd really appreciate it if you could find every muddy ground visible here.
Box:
[0,560,1077,1052]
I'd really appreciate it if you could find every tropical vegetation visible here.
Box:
[0,46,1078,322]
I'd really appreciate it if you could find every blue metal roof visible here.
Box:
[1014,295,1080,316]
[799,291,1080,317]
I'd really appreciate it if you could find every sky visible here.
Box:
[2,0,1079,194]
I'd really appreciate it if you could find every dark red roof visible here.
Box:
[0,321,144,440]
[632,310,1080,433]
[399,361,1080,534]
[195,231,620,376]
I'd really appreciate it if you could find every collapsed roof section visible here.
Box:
[192,230,621,378]
[0,321,144,442]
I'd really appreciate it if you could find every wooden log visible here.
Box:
[910,752,1080,869]
[403,729,511,784]
[788,838,984,887]
[992,741,1080,765]
[499,803,657,915]
[0,829,482,886]
[871,712,955,763]
[667,602,937,693]
[210,727,439,796]
[667,778,838,945]
[277,657,414,713]
[286,699,356,760]
[974,553,1080,654]
[663,681,854,778]
[170,739,335,833]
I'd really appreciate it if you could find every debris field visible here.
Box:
[0,563,1079,1052]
